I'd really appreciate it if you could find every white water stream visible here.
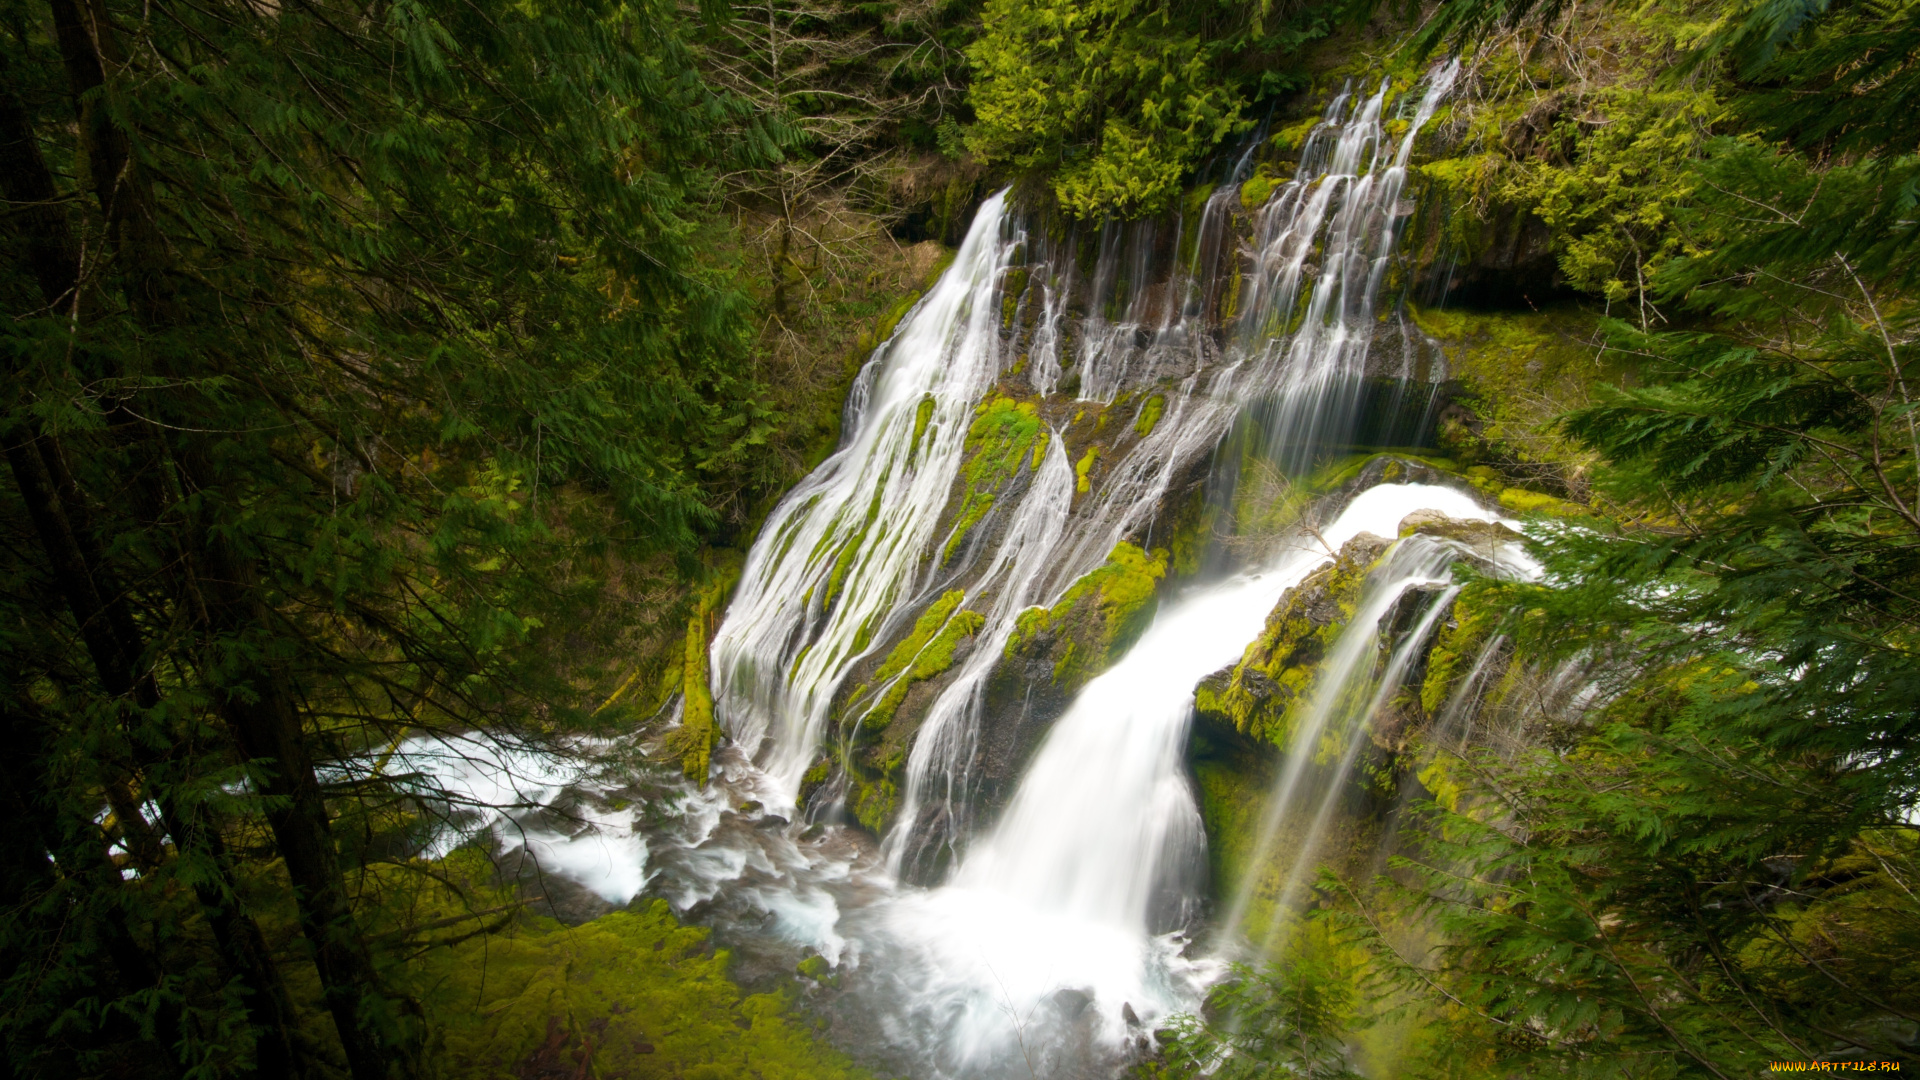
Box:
[708,190,1021,812]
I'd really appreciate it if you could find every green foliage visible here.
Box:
[1344,4,1920,1073]
[1148,956,1363,1080]
[965,0,1359,218]
[0,0,790,1071]
[1498,87,1720,303]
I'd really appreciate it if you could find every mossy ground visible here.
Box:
[417,900,869,1080]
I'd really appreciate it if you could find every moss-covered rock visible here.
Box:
[1133,393,1166,437]
[1003,541,1169,692]
[665,568,741,785]
[847,590,986,732]
[940,395,1048,565]
[1074,445,1101,493]
[1192,532,1391,749]
[1409,302,1616,508]
[1418,586,1504,717]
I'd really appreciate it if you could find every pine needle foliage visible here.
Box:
[0,0,793,1075]
[1321,1,1920,1075]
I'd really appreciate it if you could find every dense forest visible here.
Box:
[2,0,1917,1078]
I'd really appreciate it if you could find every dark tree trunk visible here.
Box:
[22,4,411,1076]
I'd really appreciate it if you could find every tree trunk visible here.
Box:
[1,37,311,1080]
[28,4,411,1076]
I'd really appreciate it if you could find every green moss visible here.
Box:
[1194,754,1267,905]
[871,591,966,686]
[965,396,1044,486]
[939,395,1048,561]
[822,480,887,612]
[1134,393,1166,437]
[855,591,986,730]
[1192,540,1384,749]
[1406,301,1614,494]
[1497,486,1583,516]
[870,289,922,347]
[1420,590,1502,715]
[1074,446,1100,493]
[1003,542,1168,689]
[850,774,897,833]
[941,491,995,565]
[850,612,878,655]
[1240,163,1279,210]
[1030,428,1050,470]
[419,902,870,1080]
[1002,267,1030,328]
[665,569,740,785]
[1271,116,1320,152]
[908,394,936,465]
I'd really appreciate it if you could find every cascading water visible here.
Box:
[1039,61,1459,597]
[385,59,1503,1080]
[884,62,1468,872]
[708,191,1020,810]
[1220,528,1538,953]
[838,484,1512,1076]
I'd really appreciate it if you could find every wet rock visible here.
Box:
[1122,1002,1141,1028]
[1052,987,1093,1019]
[1397,508,1522,548]
[1191,531,1390,746]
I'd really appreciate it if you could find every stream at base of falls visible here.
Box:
[399,479,1519,1080]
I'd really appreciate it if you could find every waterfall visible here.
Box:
[391,59,1490,1080]
[879,436,1076,873]
[849,484,1506,1075]
[882,62,1468,869]
[1220,529,1537,952]
[708,192,1020,811]
[1039,60,1460,596]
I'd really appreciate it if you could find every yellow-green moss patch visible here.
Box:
[1134,393,1166,437]
[664,569,740,785]
[1075,446,1101,493]
[908,394,936,465]
[1004,542,1168,689]
[855,591,986,730]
